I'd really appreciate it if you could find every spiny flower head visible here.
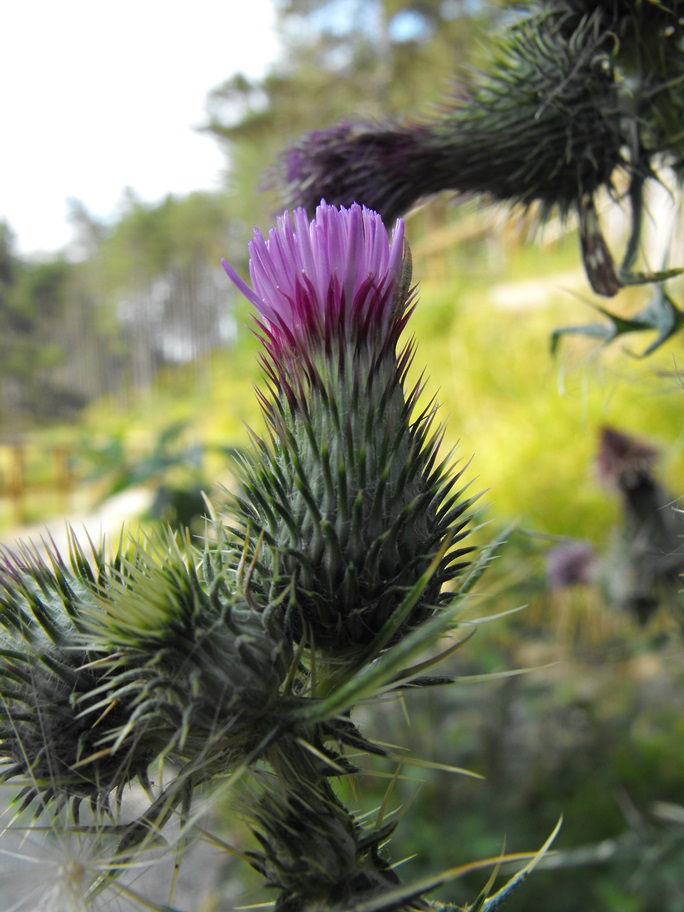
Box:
[0,536,155,810]
[246,778,400,908]
[280,15,623,224]
[80,530,293,770]
[280,5,684,299]
[0,529,293,811]
[222,203,475,655]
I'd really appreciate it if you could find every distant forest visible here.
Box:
[0,0,483,430]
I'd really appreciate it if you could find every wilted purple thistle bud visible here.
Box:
[222,202,475,654]
[280,122,430,227]
[545,541,598,588]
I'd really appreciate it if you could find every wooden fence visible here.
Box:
[0,439,79,527]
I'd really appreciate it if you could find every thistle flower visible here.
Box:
[545,540,598,588]
[278,2,684,298]
[222,200,411,366]
[222,202,475,655]
[281,13,623,223]
[594,427,684,625]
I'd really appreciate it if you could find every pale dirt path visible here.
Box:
[0,487,154,556]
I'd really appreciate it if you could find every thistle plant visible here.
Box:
[278,0,684,349]
[221,203,474,657]
[0,203,555,911]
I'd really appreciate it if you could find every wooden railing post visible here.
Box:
[54,446,74,513]
[8,443,27,526]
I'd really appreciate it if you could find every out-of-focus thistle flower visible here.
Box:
[279,0,684,299]
[595,426,684,624]
[545,426,684,625]
[222,202,476,655]
[282,123,435,238]
[545,540,598,588]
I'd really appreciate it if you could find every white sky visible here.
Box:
[0,1,280,256]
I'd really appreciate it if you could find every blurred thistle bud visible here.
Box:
[222,202,475,654]
[0,536,154,811]
[247,778,400,908]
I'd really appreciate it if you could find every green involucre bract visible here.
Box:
[230,344,475,654]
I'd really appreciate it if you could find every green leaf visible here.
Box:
[551,291,684,356]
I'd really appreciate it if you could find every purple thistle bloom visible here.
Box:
[222,201,409,363]
[220,203,475,654]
